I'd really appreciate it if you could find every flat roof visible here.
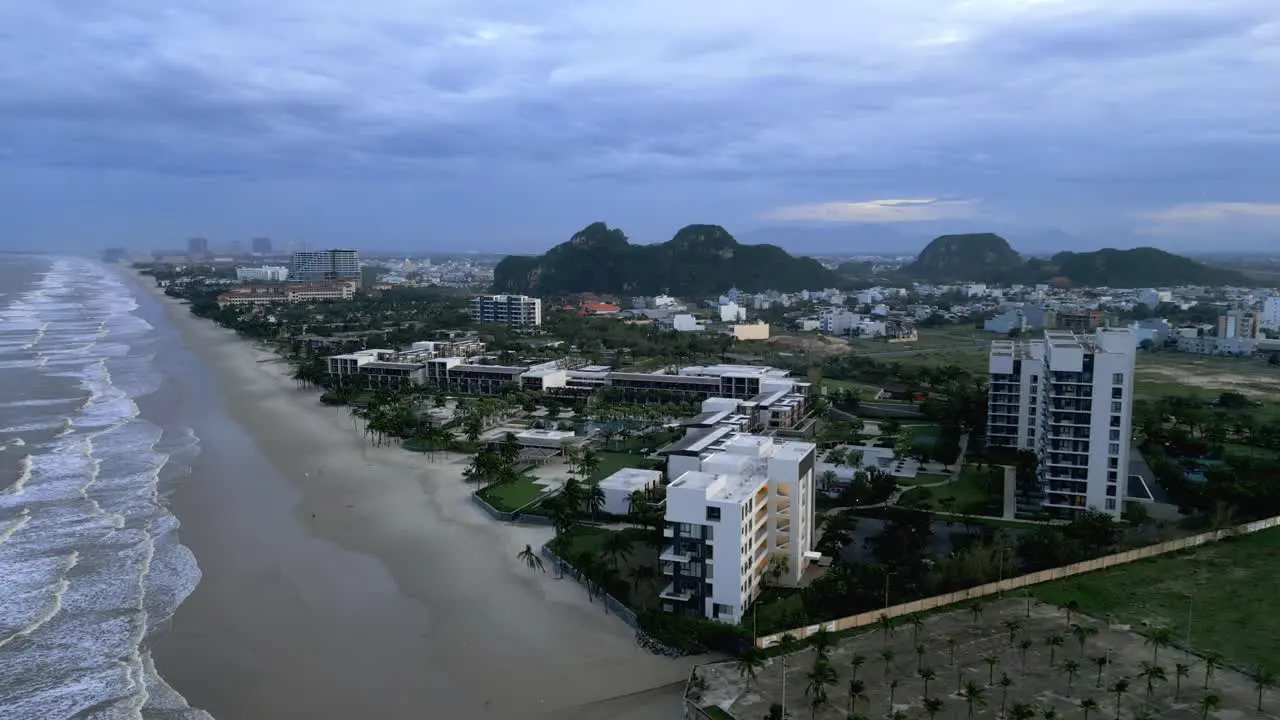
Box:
[598,467,662,491]
[362,361,423,370]
[658,425,736,455]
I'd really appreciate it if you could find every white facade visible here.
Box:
[236,265,289,282]
[288,249,359,283]
[470,294,543,328]
[818,307,860,335]
[671,314,702,332]
[1263,297,1280,330]
[988,329,1137,519]
[598,468,662,516]
[719,302,747,323]
[661,434,817,624]
[1176,336,1256,356]
[1138,289,1172,309]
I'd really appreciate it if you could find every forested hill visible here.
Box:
[492,223,838,296]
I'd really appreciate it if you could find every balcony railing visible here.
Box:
[660,545,692,563]
[659,584,694,602]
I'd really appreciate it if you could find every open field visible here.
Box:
[1032,527,1280,671]
[699,597,1273,720]
[590,451,658,483]
[1134,353,1280,403]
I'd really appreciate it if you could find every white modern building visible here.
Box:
[660,433,819,623]
[470,294,543,328]
[598,467,663,516]
[1263,297,1280,330]
[235,265,289,282]
[288,249,359,283]
[818,307,861,335]
[987,329,1137,519]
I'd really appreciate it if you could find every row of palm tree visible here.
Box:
[738,605,1275,720]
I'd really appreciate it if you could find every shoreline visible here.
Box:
[132,274,690,719]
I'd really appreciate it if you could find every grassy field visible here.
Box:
[1134,352,1280,405]
[477,476,548,512]
[588,451,659,483]
[896,471,951,486]
[1032,526,1280,670]
[902,464,1002,514]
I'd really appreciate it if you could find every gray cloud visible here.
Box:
[0,0,1278,249]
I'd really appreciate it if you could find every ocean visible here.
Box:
[0,255,210,719]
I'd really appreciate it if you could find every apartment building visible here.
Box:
[215,281,355,308]
[987,329,1137,519]
[1217,310,1259,340]
[660,433,818,623]
[471,294,543,328]
[235,265,290,282]
[288,249,360,284]
[1263,298,1280,330]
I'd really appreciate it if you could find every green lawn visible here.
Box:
[701,706,737,720]
[589,451,659,483]
[901,464,1002,514]
[897,471,951,487]
[1031,527,1280,670]
[1222,442,1280,463]
[477,476,548,512]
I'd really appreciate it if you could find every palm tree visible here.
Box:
[983,654,1001,685]
[919,667,938,698]
[602,532,633,571]
[736,646,766,688]
[851,653,867,681]
[1079,697,1100,720]
[1064,659,1082,694]
[923,697,945,720]
[1139,662,1166,699]
[891,710,908,720]
[805,659,837,720]
[879,614,896,648]
[1019,638,1034,668]
[960,681,988,719]
[764,702,786,720]
[909,614,925,645]
[585,483,606,520]
[1174,663,1191,699]
[998,673,1014,715]
[1092,655,1109,688]
[1146,627,1174,664]
[915,643,927,672]
[775,633,800,717]
[969,600,985,627]
[1071,624,1098,657]
[1046,633,1066,667]
[1065,599,1080,627]
[1252,666,1277,711]
[810,627,834,661]
[1197,691,1222,720]
[947,637,959,666]
[1109,678,1129,720]
[1042,707,1059,720]
[626,489,647,524]
[881,648,896,682]
[847,678,868,717]
[517,543,545,573]
[1010,702,1038,720]
[888,678,900,713]
[1004,619,1023,647]
[628,564,656,596]
[1203,652,1222,689]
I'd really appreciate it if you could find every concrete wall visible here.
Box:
[756,513,1280,648]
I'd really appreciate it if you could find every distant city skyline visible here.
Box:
[2,1,1278,253]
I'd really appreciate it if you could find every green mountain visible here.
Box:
[492,222,838,296]
[900,233,1024,282]
[1037,247,1251,287]
[899,233,1251,287]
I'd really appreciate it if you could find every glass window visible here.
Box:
[1109,443,1120,455]
[1109,429,1120,441]
[1112,401,1123,413]
[1105,498,1117,510]
[706,507,721,522]
[1112,373,1124,385]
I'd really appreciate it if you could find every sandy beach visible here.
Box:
[138,277,691,719]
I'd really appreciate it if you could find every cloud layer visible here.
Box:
[1,0,1278,250]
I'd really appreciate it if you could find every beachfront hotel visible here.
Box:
[659,432,819,624]
[470,294,543,328]
[288,249,360,284]
[987,328,1138,519]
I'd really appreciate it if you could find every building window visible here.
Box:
[1105,498,1117,511]
[1111,415,1121,427]
[1112,373,1124,385]
[1108,458,1118,469]
[1108,470,1118,481]
[1106,485,1117,497]
[1109,429,1120,441]
[1112,387,1123,399]
[714,603,733,618]
[1111,401,1123,413]
[706,507,721,522]
[1109,443,1120,455]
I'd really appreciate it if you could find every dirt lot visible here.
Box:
[695,598,1273,720]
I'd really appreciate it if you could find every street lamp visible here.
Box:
[1184,592,1194,651]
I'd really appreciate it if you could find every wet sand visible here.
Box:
[140,279,690,719]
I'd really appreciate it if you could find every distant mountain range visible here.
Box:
[492,223,838,296]
[899,233,1252,287]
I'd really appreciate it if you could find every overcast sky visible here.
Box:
[2,1,1278,254]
